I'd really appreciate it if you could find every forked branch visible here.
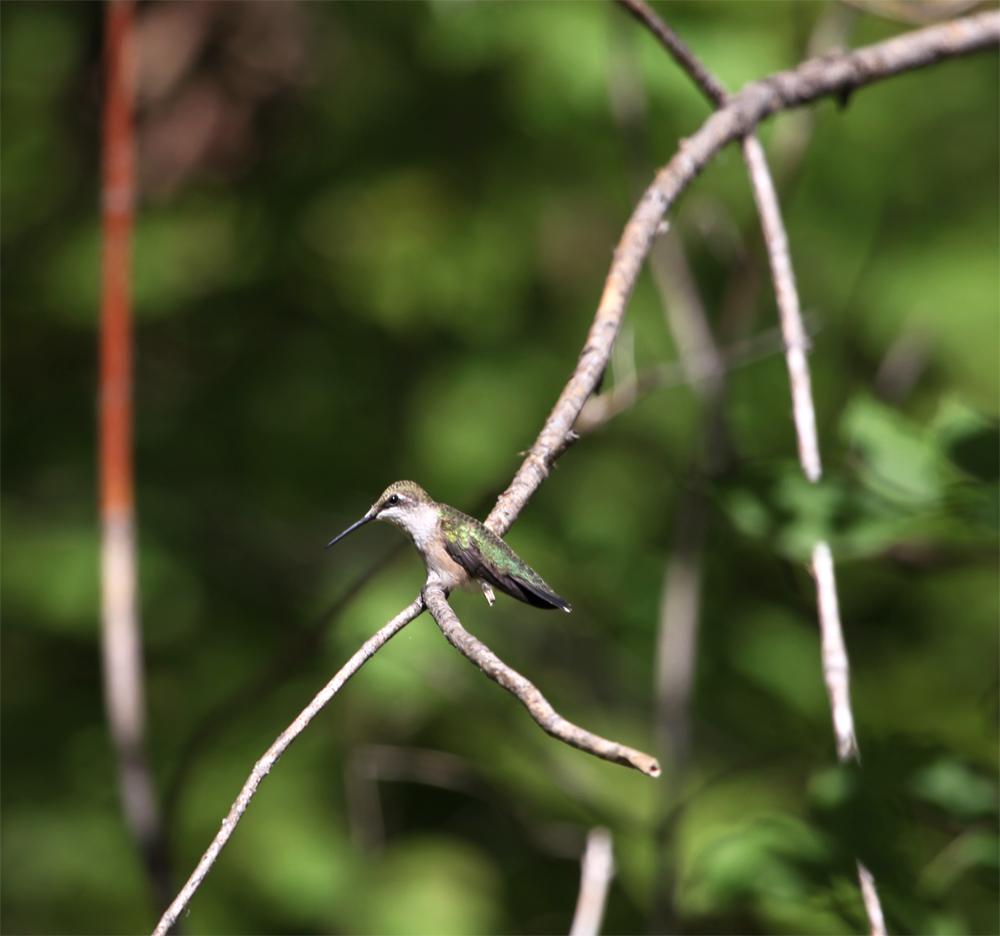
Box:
[486,8,998,537]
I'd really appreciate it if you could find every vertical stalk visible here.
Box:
[99,0,171,914]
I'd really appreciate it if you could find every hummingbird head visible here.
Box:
[326,481,438,548]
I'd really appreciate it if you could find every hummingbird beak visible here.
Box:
[326,511,375,548]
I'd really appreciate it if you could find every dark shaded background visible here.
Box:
[2,2,997,934]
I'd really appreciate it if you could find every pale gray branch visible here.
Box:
[812,541,860,761]
[858,860,889,936]
[741,134,823,482]
[422,585,660,777]
[654,490,708,773]
[570,827,616,936]
[152,597,424,936]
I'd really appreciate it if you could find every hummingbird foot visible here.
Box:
[481,582,496,607]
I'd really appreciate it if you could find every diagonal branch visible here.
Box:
[616,0,728,106]
[487,8,999,538]
[422,585,660,777]
[152,597,424,936]
[161,542,406,837]
[741,110,878,919]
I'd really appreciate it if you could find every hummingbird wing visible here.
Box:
[440,507,571,612]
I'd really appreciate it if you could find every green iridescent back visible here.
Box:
[438,505,553,594]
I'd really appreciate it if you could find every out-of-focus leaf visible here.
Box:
[920,830,1000,897]
[351,836,502,936]
[731,608,827,718]
[1,509,99,635]
[47,202,245,324]
[301,172,532,339]
[911,759,998,820]
[842,396,944,507]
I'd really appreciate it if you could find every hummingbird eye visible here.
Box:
[386,494,399,506]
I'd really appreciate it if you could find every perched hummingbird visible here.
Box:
[327,481,571,612]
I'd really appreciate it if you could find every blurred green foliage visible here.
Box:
[1,2,997,934]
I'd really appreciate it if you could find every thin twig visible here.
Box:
[152,598,424,936]
[569,827,616,936]
[812,541,859,760]
[616,0,728,106]
[575,317,818,433]
[422,585,660,777]
[746,115,887,936]
[161,542,406,835]
[858,860,888,935]
[741,135,823,481]
[99,0,172,916]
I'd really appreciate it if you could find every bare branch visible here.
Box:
[422,585,660,777]
[615,0,728,106]
[747,118,878,934]
[654,487,708,772]
[570,827,616,936]
[858,860,889,936]
[162,542,406,834]
[487,9,999,537]
[152,597,424,936]
[812,542,860,760]
[741,135,822,481]
[742,135,864,771]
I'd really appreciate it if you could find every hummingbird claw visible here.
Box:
[482,582,496,607]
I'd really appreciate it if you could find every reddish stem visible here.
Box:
[100,0,135,516]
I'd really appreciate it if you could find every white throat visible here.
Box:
[380,502,440,551]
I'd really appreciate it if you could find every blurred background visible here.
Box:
[2,2,997,934]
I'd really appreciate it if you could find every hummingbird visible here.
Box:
[327,481,571,612]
